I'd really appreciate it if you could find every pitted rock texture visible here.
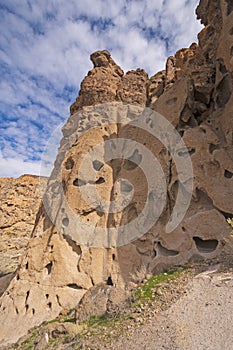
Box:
[0,175,47,275]
[0,0,233,346]
[70,50,124,115]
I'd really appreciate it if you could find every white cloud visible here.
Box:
[0,150,42,178]
[0,0,203,178]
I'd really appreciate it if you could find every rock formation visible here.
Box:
[0,0,233,346]
[0,175,47,276]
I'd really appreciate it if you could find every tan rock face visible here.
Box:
[0,0,233,346]
[70,50,124,115]
[116,68,148,105]
[0,175,47,275]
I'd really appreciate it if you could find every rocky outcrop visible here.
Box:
[0,175,47,275]
[70,50,124,114]
[0,0,233,346]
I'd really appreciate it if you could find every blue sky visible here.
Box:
[0,0,202,178]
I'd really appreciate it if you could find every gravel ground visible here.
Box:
[112,268,233,350]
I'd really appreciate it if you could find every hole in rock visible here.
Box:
[219,210,233,219]
[209,144,220,154]
[216,74,232,108]
[182,226,186,232]
[129,149,142,166]
[32,308,35,315]
[218,59,228,74]
[46,294,49,299]
[107,276,113,286]
[146,117,154,128]
[16,274,20,280]
[166,97,178,105]
[194,90,208,104]
[193,237,218,253]
[157,242,179,256]
[25,290,30,302]
[226,0,233,15]
[179,130,185,137]
[62,217,69,227]
[95,177,105,185]
[148,191,159,203]
[64,235,82,255]
[194,189,214,206]
[112,254,116,261]
[62,180,66,192]
[25,304,29,312]
[45,262,53,275]
[67,283,83,290]
[123,159,138,171]
[120,181,133,193]
[65,157,74,170]
[73,178,86,187]
[82,210,93,216]
[48,302,52,309]
[189,148,196,156]
[178,148,195,157]
[25,262,28,270]
[123,150,142,171]
[15,307,19,314]
[96,206,104,217]
[56,295,62,307]
[93,160,104,171]
[224,170,233,179]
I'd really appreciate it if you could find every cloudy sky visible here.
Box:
[0,0,202,178]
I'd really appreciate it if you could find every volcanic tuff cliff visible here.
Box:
[0,175,47,276]
[0,0,233,346]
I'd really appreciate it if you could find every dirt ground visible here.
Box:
[112,267,233,350]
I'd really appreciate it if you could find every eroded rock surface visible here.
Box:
[0,175,47,275]
[0,0,233,346]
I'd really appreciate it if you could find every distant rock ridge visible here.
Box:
[0,175,47,275]
[0,0,233,346]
